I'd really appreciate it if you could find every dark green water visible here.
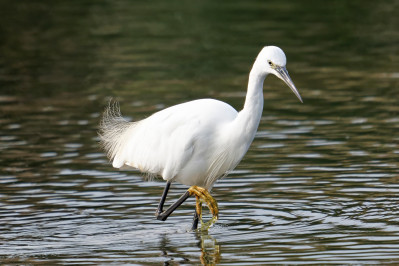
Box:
[1,0,398,264]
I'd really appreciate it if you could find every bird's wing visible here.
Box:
[114,115,189,173]
[108,99,238,182]
[111,102,203,178]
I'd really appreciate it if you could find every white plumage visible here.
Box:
[99,46,302,190]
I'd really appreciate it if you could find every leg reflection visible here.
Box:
[195,230,221,265]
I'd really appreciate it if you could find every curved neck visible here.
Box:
[243,68,266,113]
[233,67,267,148]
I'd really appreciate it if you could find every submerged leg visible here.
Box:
[192,196,202,230]
[192,209,199,230]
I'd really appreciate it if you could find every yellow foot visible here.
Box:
[188,186,219,230]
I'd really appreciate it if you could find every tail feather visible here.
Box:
[99,101,132,164]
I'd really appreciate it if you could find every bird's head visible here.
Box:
[255,46,303,103]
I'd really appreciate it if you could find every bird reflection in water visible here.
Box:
[159,230,221,265]
[196,230,221,265]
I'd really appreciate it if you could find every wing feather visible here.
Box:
[99,99,240,187]
[99,101,201,180]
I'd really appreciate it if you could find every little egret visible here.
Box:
[99,46,303,230]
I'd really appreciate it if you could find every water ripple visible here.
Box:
[1,0,399,264]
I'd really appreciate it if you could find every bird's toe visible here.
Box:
[188,186,219,220]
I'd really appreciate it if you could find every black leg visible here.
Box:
[156,190,191,221]
[192,209,199,230]
[155,181,171,216]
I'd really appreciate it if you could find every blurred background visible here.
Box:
[0,0,398,264]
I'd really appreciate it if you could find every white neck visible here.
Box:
[232,66,267,151]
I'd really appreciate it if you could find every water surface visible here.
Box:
[1,0,399,264]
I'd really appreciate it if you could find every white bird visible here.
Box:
[99,46,302,230]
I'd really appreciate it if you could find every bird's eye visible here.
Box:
[268,61,273,67]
